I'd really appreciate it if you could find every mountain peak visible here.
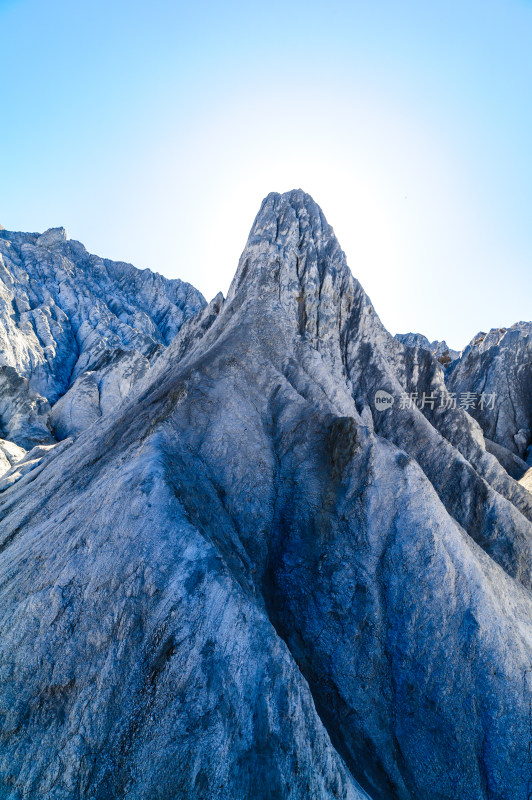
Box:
[229,189,349,305]
[258,187,323,215]
[247,189,336,254]
[219,190,380,391]
[36,227,67,247]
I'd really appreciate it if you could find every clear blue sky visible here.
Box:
[1,0,531,349]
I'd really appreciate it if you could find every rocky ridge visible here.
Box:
[0,226,205,450]
[395,332,460,366]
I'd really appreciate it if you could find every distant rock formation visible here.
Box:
[0,226,205,447]
[447,322,532,465]
[395,332,460,366]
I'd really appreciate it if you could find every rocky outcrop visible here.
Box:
[520,467,532,494]
[395,332,460,366]
[0,226,205,443]
[49,349,150,439]
[0,437,25,476]
[446,322,532,465]
[482,436,530,480]
[0,192,531,800]
[0,365,52,448]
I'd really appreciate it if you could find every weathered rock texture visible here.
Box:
[0,191,531,800]
[395,332,459,366]
[0,438,25,476]
[0,227,205,448]
[446,323,532,465]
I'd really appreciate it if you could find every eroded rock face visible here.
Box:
[0,365,52,448]
[446,323,532,463]
[395,332,460,366]
[49,349,151,439]
[0,192,531,800]
[0,227,205,442]
[520,467,532,494]
[0,438,25,476]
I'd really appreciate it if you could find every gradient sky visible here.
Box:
[1,0,532,349]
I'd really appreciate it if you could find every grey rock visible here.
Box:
[0,438,25,476]
[446,322,532,461]
[520,467,532,493]
[49,349,150,439]
[36,227,68,248]
[395,332,460,366]
[0,438,73,492]
[484,436,530,480]
[0,191,531,800]
[243,193,532,588]
[0,226,205,443]
[0,365,53,448]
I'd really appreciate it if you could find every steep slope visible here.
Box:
[0,191,531,800]
[0,226,205,447]
[446,323,532,467]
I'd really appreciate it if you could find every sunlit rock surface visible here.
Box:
[0,192,531,800]
[0,437,25,476]
[49,349,151,440]
[520,467,532,493]
[0,227,205,442]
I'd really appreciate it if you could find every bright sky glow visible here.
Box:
[2,0,532,349]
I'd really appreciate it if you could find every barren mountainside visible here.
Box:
[0,191,531,800]
[0,225,204,448]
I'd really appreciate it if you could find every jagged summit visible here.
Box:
[36,226,68,246]
[231,189,347,295]
[249,189,337,248]
[224,189,376,386]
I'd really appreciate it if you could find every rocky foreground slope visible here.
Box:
[0,192,531,800]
